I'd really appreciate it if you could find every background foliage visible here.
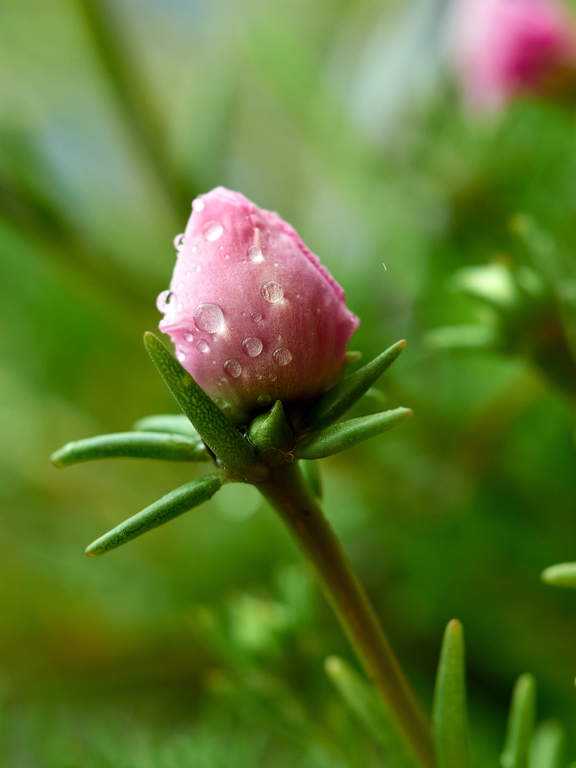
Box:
[1,0,576,764]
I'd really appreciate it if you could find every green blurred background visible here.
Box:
[1,0,576,764]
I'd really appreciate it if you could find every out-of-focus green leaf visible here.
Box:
[144,333,264,480]
[295,407,413,460]
[500,674,536,768]
[302,340,407,429]
[425,325,498,351]
[51,431,209,466]
[432,619,469,768]
[541,562,576,589]
[133,414,201,439]
[325,656,418,768]
[300,459,322,500]
[528,721,565,768]
[85,474,222,556]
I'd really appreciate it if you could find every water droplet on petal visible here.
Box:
[194,303,224,333]
[196,265,201,272]
[261,281,284,303]
[273,348,292,366]
[156,290,173,313]
[203,221,223,241]
[194,197,205,211]
[177,352,186,362]
[224,358,242,378]
[242,337,263,357]
[250,312,262,323]
[184,332,194,343]
[196,339,209,353]
[177,282,184,290]
[176,302,182,311]
[192,246,197,253]
[174,233,185,251]
[248,245,264,263]
[258,394,272,406]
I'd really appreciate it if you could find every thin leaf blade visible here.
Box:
[501,674,536,768]
[294,407,413,460]
[144,333,263,479]
[325,656,418,768]
[51,431,209,466]
[541,562,576,588]
[85,474,222,556]
[303,340,407,429]
[432,619,470,768]
[133,414,201,439]
[528,721,565,768]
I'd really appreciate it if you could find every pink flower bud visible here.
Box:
[157,187,359,422]
[448,0,576,110]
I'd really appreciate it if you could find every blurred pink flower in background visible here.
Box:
[448,0,576,110]
[157,187,359,422]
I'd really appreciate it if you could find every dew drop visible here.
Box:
[273,348,292,366]
[194,198,205,211]
[177,282,184,290]
[177,352,186,362]
[194,303,224,333]
[261,281,284,303]
[242,337,263,357]
[203,221,223,241]
[192,246,197,253]
[258,394,272,406]
[247,245,264,263]
[196,265,201,272]
[224,358,242,378]
[184,332,194,343]
[176,302,182,311]
[250,311,262,323]
[173,233,185,251]
[156,290,173,313]
[196,339,209,354]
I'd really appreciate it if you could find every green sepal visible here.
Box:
[144,333,264,480]
[133,414,201,439]
[85,474,222,556]
[432,619,470,768]
[248,401,295,466]
[294,407,413,460]
[51,431,209,467]
[324,656,418,768]
[528,721,565,768]
[501,674,536,768]
[541,562,576,588]
[302,340,407,429]
[301,459,322,500]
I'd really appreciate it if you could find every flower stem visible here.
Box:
[258,461,435,768]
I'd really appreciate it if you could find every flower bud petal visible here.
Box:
[157,187,359,422]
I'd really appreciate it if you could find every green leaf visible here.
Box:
[51,431,209,466]
[302,340,407,429]
[133,414,201,439]
[294,407,413,460]
[541,562,576,588]
[144,333,264,480]
[425,325,498,351]
[501,674,536,768]
[300,459,322,500]
[528,721,565,768]
[324,656,418,768]
[432,619,470,768]
[85,474,222,556]
[450,264,519,310]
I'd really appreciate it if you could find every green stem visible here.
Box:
[258,462,435,768]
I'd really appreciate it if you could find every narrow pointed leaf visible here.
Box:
[86,474,222,556]
[301,459,323,500]
[295,407,413,460]
[51,431,209,467]
[500,674,536,768]
[432,619,470,768]
[303,340,407,429]
[541,562,576,588]
[325,656,418,768]
[144,333,263,479]
[133,414,201,439]
[528,721,565,768]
